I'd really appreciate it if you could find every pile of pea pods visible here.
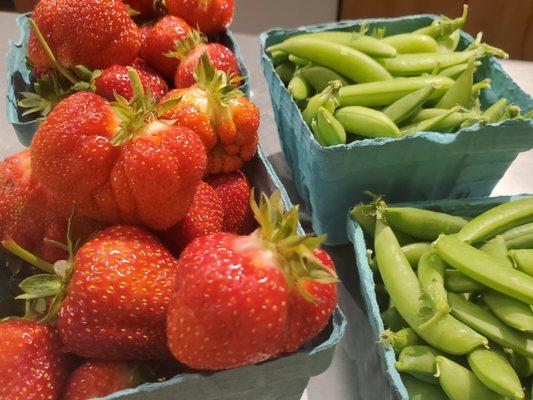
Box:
[352,197,533,399]
[267,5,533,147]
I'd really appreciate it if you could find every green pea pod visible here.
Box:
[459,198,533,244]
[335,106,400,138]
[396,345,442,377]
[382,34,439,54]
[287,72,311,101]
[339,75,453,107]
[383,85,435,125]
[467,348,524,400]
[402,243,432,269]
[445,269,484,293]
[375,218,488,354]
[401,107,459,135]
[382,306,408,331]
[418,250,450,317]
[509,351,533,378]
[316,106,346,146]
[481,235,513,269]
[448,293,533,357]
[302,80,341,126]
[435,58,476,109]
[383,207,467,241]
[270,50,288,67]
[295,31,397,58]
[380,327,422,353]
[437,29,462,53]
[402,373,448,400]
[268,38,392,83]
[415,5,468,39]
[502,223,533,249]
[408,108,481,132]
[438,61,482,79]
[509,250,533,277]
[275,62,296,85]
[310,119,327,146]
[484,290,533,333]
[437,235,533,304]
[299,66,349,92]
[482,98,509,123]
[288,54,312,67]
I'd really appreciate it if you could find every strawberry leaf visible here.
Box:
[17,274,62,299]
[165,29,207,60]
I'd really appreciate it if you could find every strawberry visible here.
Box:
[160,54,259,175]
[31,70,207,231]
[206,170,255,234]
[123,0,162,20]
[141,16,192,80]
[166,191,338,370]
[166,0,234,35]
[28,0,141,70]
[0,319,70,400]
[61,360,140,400]
[161,181,224,255]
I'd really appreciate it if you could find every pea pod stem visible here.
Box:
[415,5,468,39]
[380,327,421,353]
[302,80,341,126]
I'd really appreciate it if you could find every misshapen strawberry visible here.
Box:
[28,0,141,70]
[0,319,70,400]
[166,191,338,370]
[161,55,259,175]
[166,0,234,35]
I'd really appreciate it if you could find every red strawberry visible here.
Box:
[161,182,224,255]
[123,0,160,20]
[95,60,168,101]
[61,360,140,400]
[166,191,338,370]
[141,16,192,80]
[166,0,234,35]
[31,80,207,230]
[28,0,141,70]
[160,55,258,175]
[206,170,255,234]
[0,319,70,400]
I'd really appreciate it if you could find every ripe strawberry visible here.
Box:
[28,0,141,70]
[206,170,255,234]
[0,319,70,400]
[61,360,140,400]
[31,76,207,230]
[141,16,192,80]
[166,191,338,370]
[160,55,258,175]
[161,182,224,255]
[166,0,234,35]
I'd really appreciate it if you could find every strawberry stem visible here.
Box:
[2,240,55,274]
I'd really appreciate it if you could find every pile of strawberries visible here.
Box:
[0,0,339,399]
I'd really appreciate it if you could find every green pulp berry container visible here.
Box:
[261,15,533,245]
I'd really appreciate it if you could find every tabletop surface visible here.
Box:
[1,11,532,400]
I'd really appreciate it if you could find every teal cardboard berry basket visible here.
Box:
[260,15,533,245]
[347,194,531,399]
[6,13,250,146]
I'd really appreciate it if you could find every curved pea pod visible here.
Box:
[402,373,448,400]
[482,98,509,123]
[310,119,327,146]
[483,290,533,333]
[382,34,439,54]
[335,106,400,138]
[409,108,480,132]
[401,107,459,135]
[509,351,533,378]
[448,293,533,358]
[509,250,533,277]
[339,75,453,107]
[436,356,506,400]
[268,38,392,83]
[418,250,450,317]
[402,242,432,269]
[383,85,435,125]
[415,4,468,39]
[503,223,533,250]
[445,269,484,293]
[316,106,346,146]
[458,198,533,244]
[438,29,462,53]
[467,348,524,400]
[287,72,311,101]
[481,235,513,269]
[275,62,296,85]
[396,345,442,377]
[295,31,397,58]
[270,50,288,67]
[375,218,488,354]
[439,61,482,79]
[380,327,422,353]
[299,65,349,92]
[383,207,468,241]
[288,54,312,67]
[437,235,533,304]
[302,80,341,126]
[382,306,408,331]
[435,58,476,109]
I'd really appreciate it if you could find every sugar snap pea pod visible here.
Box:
[509,250,533,277]
[383,85,435,125]
[288,54,312,67]
[445,270,484,293]
[299,66,349,92]
[316,106,346,146]
[383,207,468,241]
[483,290,533,333]
[382,306,408,331]
[339,75,453,107]
[268,38,392,83]
[335,106,400,138]
[467,348,524,399]
[503,223,533,250]
[448,293,533,357]
[438,29,462,53]
[380,327,422,353]
[287,72,311,101]
[481,235,513,269]
[482,98,509,123]
[402,243,432,269]
[415,5,468,39]
[402,373,448,400]
[375,217,488,354]
[275,62,296,85]
[382,34,439,54]
[418,250,450,317]
[302,80,341,126]
[458,198,533,244]
[396,345,442,377]
[271,50,288,67]
[409,108,481,132]
[435,58,476,109]
[436,356,505,400]
[401,107,459,135]
[437,235,533,304]
[295,31,397,58]
[439,61,482,79]
[509,351,533,378]
[310,119,327,146]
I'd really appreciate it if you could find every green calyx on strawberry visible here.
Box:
[165,28,207,61]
